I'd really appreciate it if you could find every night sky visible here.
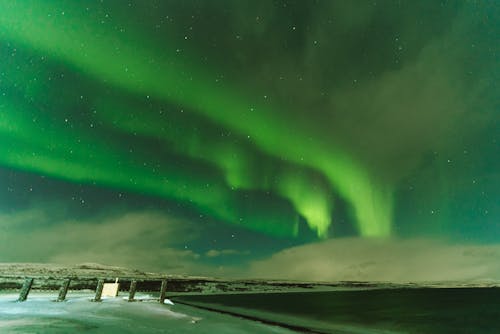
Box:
[0,1,498,281]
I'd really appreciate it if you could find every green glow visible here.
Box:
[0,100,298,238]
[95,98,333,237]
[0,1,393,237]
[277,170,333,238]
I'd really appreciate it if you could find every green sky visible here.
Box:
[0,0,498,278]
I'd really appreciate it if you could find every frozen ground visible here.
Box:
[0,292,296,334]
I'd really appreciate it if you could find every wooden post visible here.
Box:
[128,280,137,302]
[93,279,104,302]
[18,278,34,302]
[159,279,168,304]
[56,279,71,302]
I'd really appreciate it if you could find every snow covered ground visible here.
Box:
[0,292,296,333]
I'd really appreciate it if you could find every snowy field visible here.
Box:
[0,292,296,334]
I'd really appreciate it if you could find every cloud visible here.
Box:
[238,1,496,184]
[0,209,208,274]
[247,237,500,282]
[205,249,250,258]
[2,207,499,283]
[321,8,496,183]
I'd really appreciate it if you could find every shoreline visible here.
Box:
[172,298,326,334]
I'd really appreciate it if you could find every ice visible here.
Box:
[0,292,296,333]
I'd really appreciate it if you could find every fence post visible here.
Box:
[56,278,71,302]
[93,279,104,302]
[128,280,137,302]
[18,278,34,302]
[159,279,168,304]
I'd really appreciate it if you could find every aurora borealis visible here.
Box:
[0,1,498,279]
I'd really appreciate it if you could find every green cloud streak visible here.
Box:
[0,98,299,238]
[0,1,392,236]
[94,96,334,237]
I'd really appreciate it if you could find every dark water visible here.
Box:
[174,288,500,333]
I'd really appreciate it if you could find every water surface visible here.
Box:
[175,288,500,333]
